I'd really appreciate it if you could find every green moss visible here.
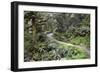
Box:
[65,46,88,59]
[70,36,90,47]
[50,40,89,59]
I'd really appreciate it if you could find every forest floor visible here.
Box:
[47,33,90,59]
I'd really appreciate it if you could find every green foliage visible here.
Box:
[24,11,90,62]
[70,36,90,47]
[64,46,88,59]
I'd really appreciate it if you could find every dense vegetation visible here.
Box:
[24,11,90,62]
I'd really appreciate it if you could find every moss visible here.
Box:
[70,36,90,47]
[49,40,89,59]
[65,46,88,59]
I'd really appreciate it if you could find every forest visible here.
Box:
[24,11,90,62]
